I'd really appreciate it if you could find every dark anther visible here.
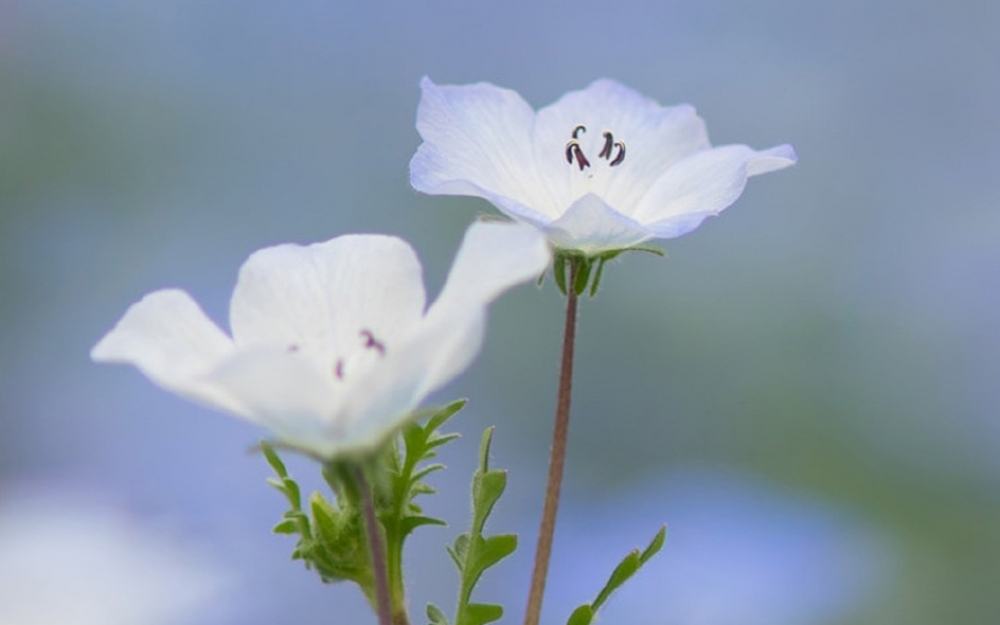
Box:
[287,344,300,352]
[334,359,345,380]
[609,141,626,167]
[565,141,591,171]
[359,329,386,355]
[572,125,587,139]
[599,132,614,159]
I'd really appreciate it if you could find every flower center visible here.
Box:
[332,328,387,381]
[564,125,626,172]
[288,329,388,382]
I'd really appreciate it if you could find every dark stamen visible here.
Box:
[334,359,344,380]
[360,329,386,355]
[609,141,626,167]
[572,125,587,139]
[599,132,614,159]
[565,141,590,171]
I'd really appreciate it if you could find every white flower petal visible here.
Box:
[410,77,555,216]
[229,235,426,362]
[336,307,486,456]
[533,79,711,212]
[331,221,550,453]
[200,348,341,452]
[419,220,550,398]
[632,144,798,230]
[544,193,652,253]
[90,289,240,413]
[434,220,552,307]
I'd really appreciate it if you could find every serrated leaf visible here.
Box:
[463,603,503,625]
[451,428,517,625]
[566,604,594,625]
[427,603,449,625]
[474,534,517,573]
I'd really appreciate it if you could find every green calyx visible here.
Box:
[549,245,665,298]
[261,399,467,624]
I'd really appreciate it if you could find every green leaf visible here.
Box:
[427,603,450,625]
[450,428,517,625]
[272,518,299,535]
[592,551,640,610]
[464,603,503,625]
[260,441,288,477]
[566,525,668,622]
[475,534,517,573]
[472,471,506,526]
[640,525,667,564]
[400,515,447,535]
[310,493,341,545]
[426,399,466,430]
[566,604,594,625]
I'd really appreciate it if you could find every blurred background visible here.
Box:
[2,0,999,623]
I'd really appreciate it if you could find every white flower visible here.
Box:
[92,221,550,460]
[410,77,797,255]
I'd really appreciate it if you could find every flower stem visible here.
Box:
[354,465,394,625]
[523,259,580,625]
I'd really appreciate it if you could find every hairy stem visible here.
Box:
[354,466,394,625]
[386,528,410,625]
[523,259,580,625]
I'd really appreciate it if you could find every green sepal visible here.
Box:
[549,244,666,298]
[589,258,606,297]
[554,254,568,295]
[573,258,592,296]
[564,525,667,625]
[258,442,373,596]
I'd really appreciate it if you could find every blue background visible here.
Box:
[2,1,999,623]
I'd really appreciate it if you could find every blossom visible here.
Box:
[92,221,550,459]
[410,77,796,255]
